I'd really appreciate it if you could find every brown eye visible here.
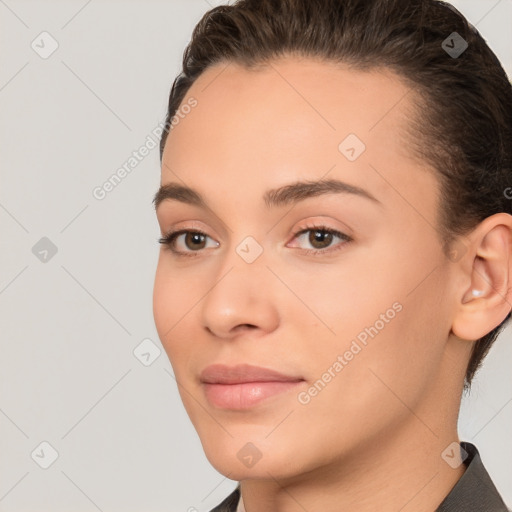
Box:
[158,229,219,257]
[308,229,334,249]
[290,225,352,255]
[183,232,207,250]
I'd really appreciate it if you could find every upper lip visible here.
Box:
[200,364,304,384]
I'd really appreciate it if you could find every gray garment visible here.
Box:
[209,442,510,512]
[436,442,510,512]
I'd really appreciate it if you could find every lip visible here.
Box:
[200,364,305,410]
[200,363,303,384]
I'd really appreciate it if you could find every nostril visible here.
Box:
[238,324,256,331]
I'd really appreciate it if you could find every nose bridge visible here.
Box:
[216,217,270,276]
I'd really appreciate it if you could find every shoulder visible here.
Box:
[436,442,510,512]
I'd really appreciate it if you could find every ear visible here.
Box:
[451,213,512,341]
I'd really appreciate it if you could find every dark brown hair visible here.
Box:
[159,0,512,389]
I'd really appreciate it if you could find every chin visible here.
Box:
[198,433,307,482]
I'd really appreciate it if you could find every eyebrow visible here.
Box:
[152,178,381,211]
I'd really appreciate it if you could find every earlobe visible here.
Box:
[451,214,512,341]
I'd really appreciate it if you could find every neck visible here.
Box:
[239,416,466,512]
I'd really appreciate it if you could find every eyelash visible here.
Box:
[158,224,353,258]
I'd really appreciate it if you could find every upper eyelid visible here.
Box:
[163,223,346,239]
[162,216,351,237]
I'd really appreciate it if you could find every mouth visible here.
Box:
[200,363,305,410]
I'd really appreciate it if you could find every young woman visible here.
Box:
[152,0,512,510]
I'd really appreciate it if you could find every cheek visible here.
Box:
[276,251,402,346]
[290,241,448,405]
[153,255,203,330]
[152,257,216,386]
[152,261,172,343]
[286,294,446,464]
[152,258,191,360]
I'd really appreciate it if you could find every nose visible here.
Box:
[200,255,280,340]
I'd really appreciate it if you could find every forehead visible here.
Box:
[161,56,436,211]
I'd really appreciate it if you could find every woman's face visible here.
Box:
[153,57,463,480]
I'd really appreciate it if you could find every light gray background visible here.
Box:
[0,0,511,510]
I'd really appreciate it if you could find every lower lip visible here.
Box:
[202,381,303,409]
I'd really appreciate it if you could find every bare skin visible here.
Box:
[153,56,512,512]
